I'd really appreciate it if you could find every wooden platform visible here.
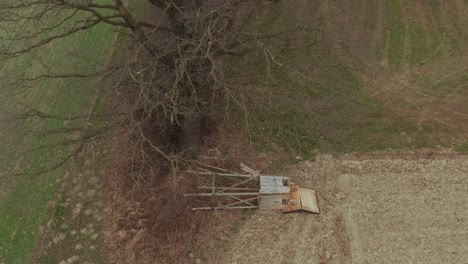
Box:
[260,185,320,213]
[297,187,320,213]
[186,168,319,214]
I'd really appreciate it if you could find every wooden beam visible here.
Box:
[195,171,257,179]
[192,206,259,211]
[184,192,260,197]
[219,196,259,209]
[198,186,259,191]
[211,172,216,208]
[227,194,256,207]
[214,178,256,192]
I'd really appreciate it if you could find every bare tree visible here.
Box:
[0,1,318,261]
[0,0,312,175]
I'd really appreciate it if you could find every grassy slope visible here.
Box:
[0,7,118,264]
[366,0,468,147]
[230,0,468,160]
[31,3,149,262]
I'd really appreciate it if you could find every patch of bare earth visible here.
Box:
[223,151,468,264]
[30,149,107,264]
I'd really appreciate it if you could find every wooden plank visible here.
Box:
[198,187,258,191]
[289,183,299,192]
[184,192,260,197]
[192,206,258,210]
[240,163,260,176]
[281,190,302,213]
[226,194,256,206]
[211,172,216,208]
[195,171,257,179]
[259,194,296,210]
[220,178,256,190]
[299,188,320,213]
[259,196,284,210]
[219,196,260,209]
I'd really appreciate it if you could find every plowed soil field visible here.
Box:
[224,151,468,264]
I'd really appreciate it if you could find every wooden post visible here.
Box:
[192,206,259,211]
[211,172,216,210]
[198,186,258,191]
[194,171,257,179]
[184,192,261,197]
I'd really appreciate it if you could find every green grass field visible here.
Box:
[0,6,119,264]
[228,0,468,161]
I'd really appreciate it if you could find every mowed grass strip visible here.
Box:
[0,3,119,263]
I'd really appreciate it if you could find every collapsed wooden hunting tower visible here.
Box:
[185,167,319,213]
